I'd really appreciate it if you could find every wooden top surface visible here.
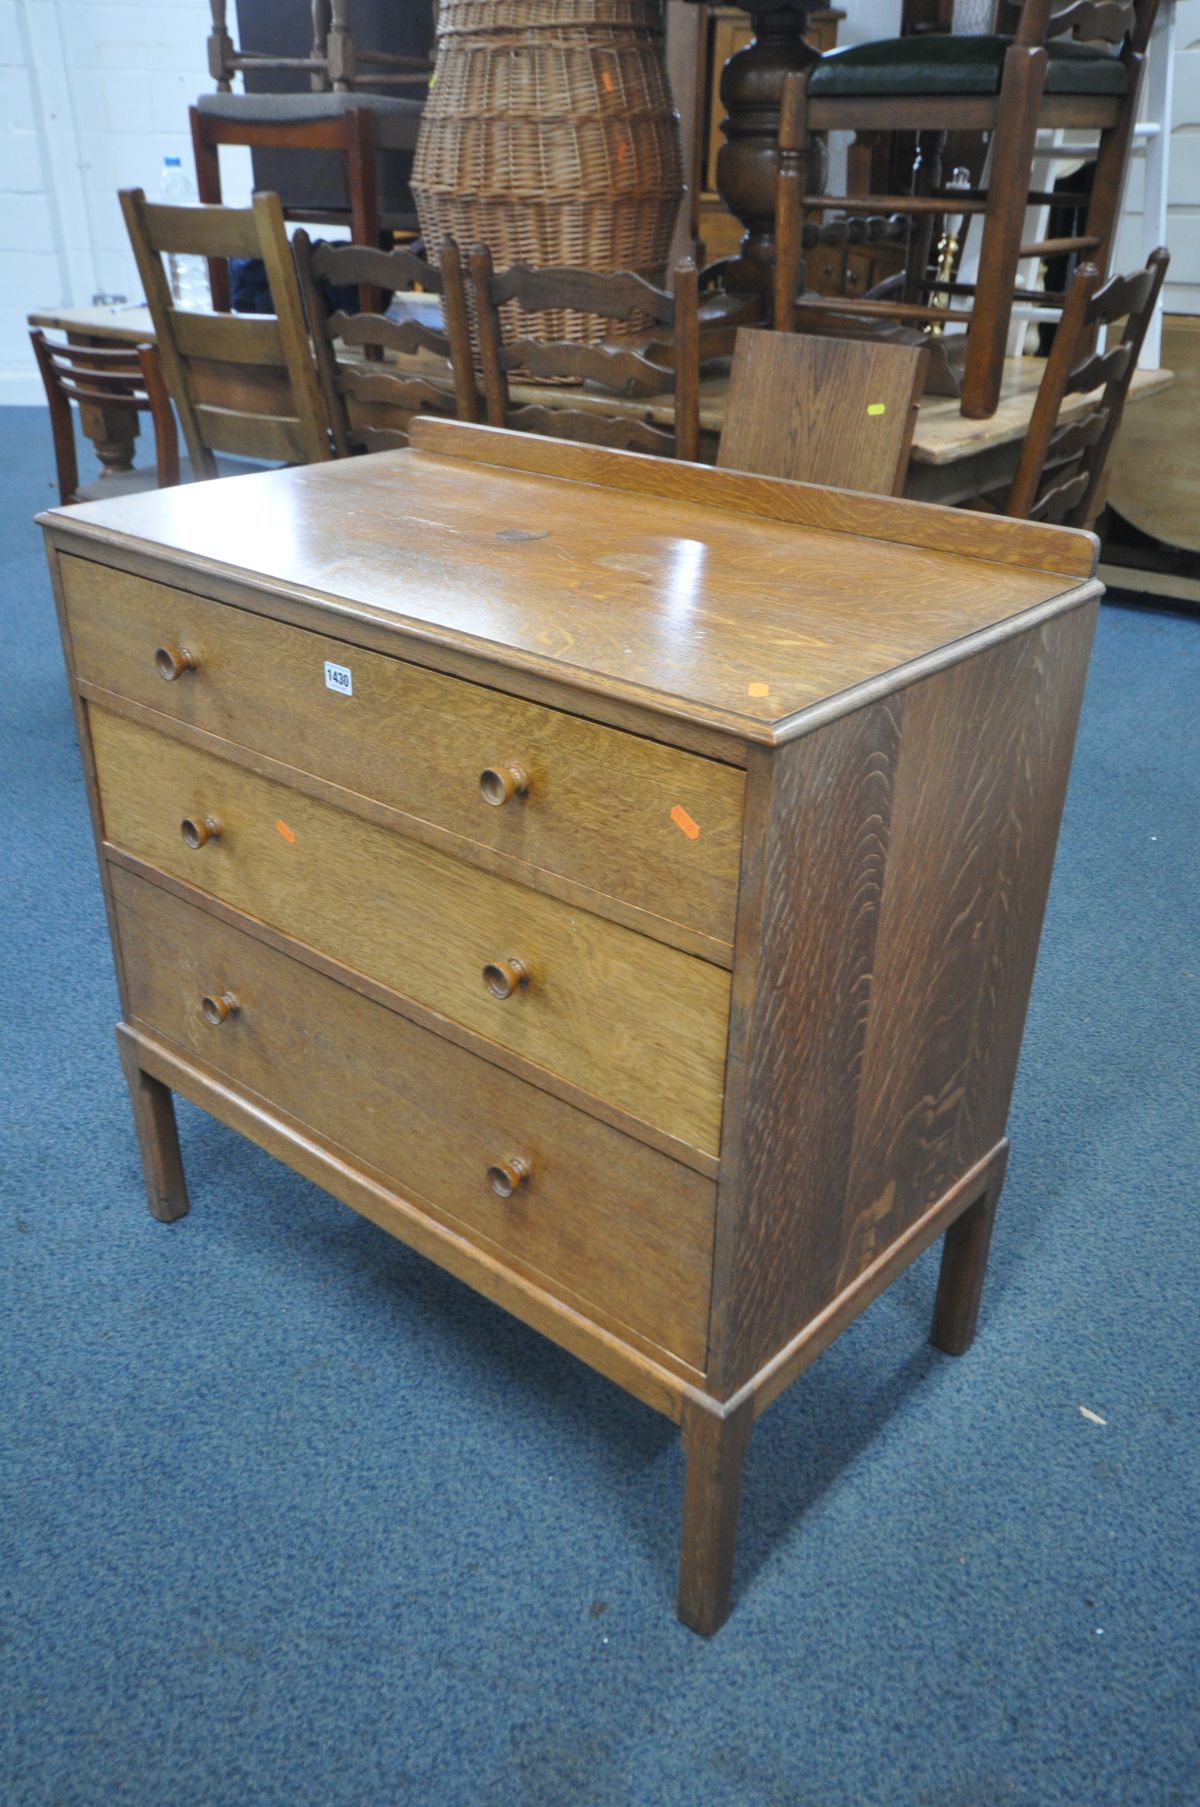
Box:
[29,304,158,346]
[29,304,1171,469]
[41,420,1098,746]
[908,358,1173,466]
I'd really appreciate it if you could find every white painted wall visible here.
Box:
[1,0,250,402]
[1112,0,1200,314]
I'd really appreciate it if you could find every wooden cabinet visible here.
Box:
[805,238,908,301]
[41,421,1101,1634]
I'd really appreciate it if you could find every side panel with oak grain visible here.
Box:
[111,865,716,1368]
[709,704,901,1395]
[709,599,1097,1395]
[89,707,731,1156]
[838,600,1099,1282]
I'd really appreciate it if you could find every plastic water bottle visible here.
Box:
[159,156,211,310]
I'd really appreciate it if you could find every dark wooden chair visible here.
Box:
[193,0,431,310]
[775,0,1158,419]
[293,233,477,454]
[30,332,180,507]
[717,328,928,497]
[205,0,432,95]
[120,188,333,477]
[996,245,1169,526]
[460,249,701,463]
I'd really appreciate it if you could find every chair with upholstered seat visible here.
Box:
[192,0,431,310]
[774,0,1158,419]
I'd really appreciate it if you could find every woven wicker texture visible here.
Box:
[434,1,667,36]
[412,0,682,347]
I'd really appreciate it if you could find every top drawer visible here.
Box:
[60,556,744,945]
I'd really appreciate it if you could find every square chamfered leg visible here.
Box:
[116,1027,189,1224]
[930,1147,1009,1357]
[677,1393,754,1636]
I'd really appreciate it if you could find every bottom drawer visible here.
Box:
[110,868,715,1368]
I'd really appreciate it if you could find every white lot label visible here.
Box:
[324,660,353,696]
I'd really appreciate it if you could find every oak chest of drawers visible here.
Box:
[41,420,1101,1632]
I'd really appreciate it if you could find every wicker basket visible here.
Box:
[412,0,683,347]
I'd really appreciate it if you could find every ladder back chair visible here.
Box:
[717,328,929,497]
[461,249,702,463]
[30,332,179,506]
[120,188,333,478]
[194,0,431,310]
[1002,244,1168,526]
[775,0,1159,418]
[293,233,477,455]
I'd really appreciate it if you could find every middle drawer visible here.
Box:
[91,707,730,1157]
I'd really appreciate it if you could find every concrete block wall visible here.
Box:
[1,0,249,401]
[1,1,60,400]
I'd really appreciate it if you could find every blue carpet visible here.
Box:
[2,404,1197,1807]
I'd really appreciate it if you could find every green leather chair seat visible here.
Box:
[808,34,1130,99]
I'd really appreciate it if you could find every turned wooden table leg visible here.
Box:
[70,331,140,476]
[117,1030,189,1223]
[712,4,822,305]
[677,1393,754,1635]
[930,1148,1008,1356]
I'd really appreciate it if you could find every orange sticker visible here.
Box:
[601,69,614,93]
[747,681,770,698]
[670,804,701,841]
[275,819,296,844]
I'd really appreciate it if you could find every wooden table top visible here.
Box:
[505,350,1173,466]
[29,302,1173,471]
[45,418,1098,747]
[29,303,158,346]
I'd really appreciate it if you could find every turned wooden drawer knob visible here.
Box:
[479,764,529,807]
[180,813,222,850]
[483,956,531,1000]
[200,991,239,1026]
[487,1156,531,1199]
[155,644,198,682]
